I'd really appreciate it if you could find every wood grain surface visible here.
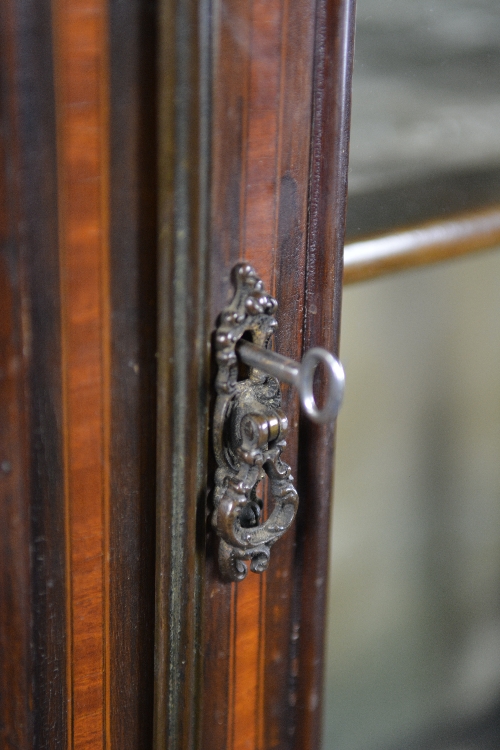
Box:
[1,0,67,746]
[107,0,157,746]
[203,0,314,745]
[2,0,353,747]
[2,0,157,747]
[293,1,355,746]
[0,64,34,747]
[52,0,112,746]
[200,1,355,749]
[51,2,159,747]
[153,1,211,749]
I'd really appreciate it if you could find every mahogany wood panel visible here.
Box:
[344,206,500,284]
[53,1,159,747]
[198,1,355,750]
[203,0,309,745]
[52,0,112,745]
[203,2,318,749]
[2,0,158,747]
[263,4,316,745]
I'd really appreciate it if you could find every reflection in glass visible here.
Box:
[346,0,500,239]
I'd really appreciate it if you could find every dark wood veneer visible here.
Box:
[108,0,158,746]
[294,1,355,746]
[0,0,66,746]
[154,1,211,748]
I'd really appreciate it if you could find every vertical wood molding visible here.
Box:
[0,81,33,748]
[293,0,356,747]
[52,0,112,746]
[107,0,158,746]
[154,0,211,748]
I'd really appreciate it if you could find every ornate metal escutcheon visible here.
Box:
[212,263,345,581]
[212,264,299,582]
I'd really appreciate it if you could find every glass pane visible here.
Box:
[346,0,500,239]
[323,250,500,749]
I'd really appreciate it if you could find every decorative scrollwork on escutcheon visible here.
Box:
[212,263,299,581]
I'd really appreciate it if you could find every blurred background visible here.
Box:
[323,1,500,748]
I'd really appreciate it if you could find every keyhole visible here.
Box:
[240,501,261,528]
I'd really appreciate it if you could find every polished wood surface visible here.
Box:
[202,1,316,748]
[52,1,111,745]
[0,81,33,749]
[1,1,67,746]
[107,0,157,746]
[344,206,500,284]
[294,1,354,746]
[55,1,158,746]
[1,1,157,747]
[198,1,355,749]
[3,0,353,747]
[153,1,210,748]
[154,0,354,748]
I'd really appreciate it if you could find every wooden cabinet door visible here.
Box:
[0,1,354,748]
[154,2,355,749]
